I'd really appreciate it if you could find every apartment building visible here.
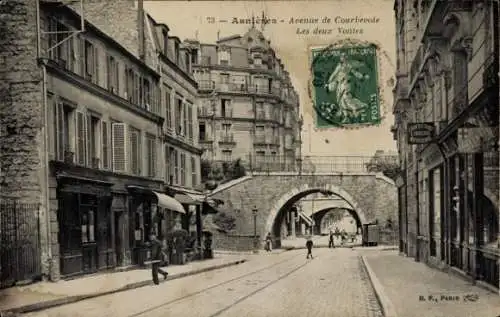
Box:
[0,0,203,282]
[184,27,303,171]
[392,0,499,290]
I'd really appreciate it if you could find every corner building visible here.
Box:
[392,0,499,291]
[184,27,303,171]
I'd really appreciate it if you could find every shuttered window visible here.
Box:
[180,153,186,186]
[146,134,156,178]
[191,156,197,187]
[129,128,141,175]
[183,102,188,137]
[102,121,109,169]
[76,111,87,166]
[107,55,119,94]
[112,123,127,172]
[165,87,172,131]
[54,102,65,161]
[187,103,193,141]
[173,149,179,184]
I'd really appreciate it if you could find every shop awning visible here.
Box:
[152,191,186,214]
[174,192,206,205]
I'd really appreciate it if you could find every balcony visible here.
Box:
[449,87,468,120]
[198,107,214,117]
[215,82,248,93]
[199,135,213,143]
[218,133,235,144]
[256,111,266,120]
[254,136,267,145]
[409,45,424,88]
[220,108,233,119]
[198,80,215,91]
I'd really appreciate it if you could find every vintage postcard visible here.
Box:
[0,0,498,317]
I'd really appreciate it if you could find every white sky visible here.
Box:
[144,0,398,156]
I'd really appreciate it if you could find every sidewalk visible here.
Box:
[0,255,246,315]
[362,251,500,317]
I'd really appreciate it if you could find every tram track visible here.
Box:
[126,251,315,317]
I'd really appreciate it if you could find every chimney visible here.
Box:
[138,0,145,61]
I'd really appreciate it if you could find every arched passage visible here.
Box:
[264,183,368,243]
[313,207,362,235]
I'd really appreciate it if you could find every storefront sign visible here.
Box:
[457,127,497,153]
[408,123,436,144]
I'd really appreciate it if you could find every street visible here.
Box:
[22,249,382,317]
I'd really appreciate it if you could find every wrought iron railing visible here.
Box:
[0,200,41,288]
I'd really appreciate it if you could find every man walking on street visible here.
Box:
[328,230,335,248]
[306,236,314,259]
[150,233,168,285]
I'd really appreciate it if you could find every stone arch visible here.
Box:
[264,183,368,238]
[314,207,361,234]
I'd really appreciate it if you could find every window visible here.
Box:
[75,111,87,166]
[142,78,151,109]
[221,99,231,117]
[180,153,186,186]
[129,127,141,175]
[175,98,182,135]
[146,134,156,178]
[191,49,198,64]
[187,104,193,141]
[222,123,231,135]
[173,149,179,184]
[268,78,273,93]
[175,42,180,64]
[106,55,119,94]
[183,102,188,138]
[53,102,74,162]
[81,207,96,244]
[48,17,75,72]
[162,32,168,55]
[199,122,206,141]
[256,150,265,164]
[102,121,109,169]
[222,150,232,162]
[167,147,176,185]
[111,122,127,172]
[220,73,230,84]
[87,114,100,168]
[256,102,264,119]
[82,39,99,84]
[125,68,140,104]
[255,125,265,142]
[218,49,230,65]
[191,156,197,187]
[164,86,172,130]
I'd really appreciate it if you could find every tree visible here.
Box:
[213,212,236,232]
[365,150,400,181]
[201,158,246,184]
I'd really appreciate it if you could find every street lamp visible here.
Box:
[252,206,258,253]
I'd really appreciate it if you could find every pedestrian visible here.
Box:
[306,236,314,259]
[150,233,168,285]
[328,230,335,248]
[265,232,273,252]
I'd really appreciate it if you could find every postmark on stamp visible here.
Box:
[310,42,381,128]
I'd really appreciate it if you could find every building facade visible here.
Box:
[392,0,499,291]
[0,0,202,282]
[184,27,303,171]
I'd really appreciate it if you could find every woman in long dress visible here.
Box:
[324,54,369,120]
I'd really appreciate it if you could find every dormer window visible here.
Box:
[174,42,180,64]
[163,31,168,55]
[191,49,198,64]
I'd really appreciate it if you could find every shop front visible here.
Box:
[126,185,186,266]
[56,174,114,277]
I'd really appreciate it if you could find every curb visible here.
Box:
[361,256,397,317]
[2,259,247,315]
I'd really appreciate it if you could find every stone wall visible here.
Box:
[212,232,260,251]
[0,0,43,203]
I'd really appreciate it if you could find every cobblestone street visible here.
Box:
[20,249,382,317]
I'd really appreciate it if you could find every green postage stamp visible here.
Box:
[311,43,381,128]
